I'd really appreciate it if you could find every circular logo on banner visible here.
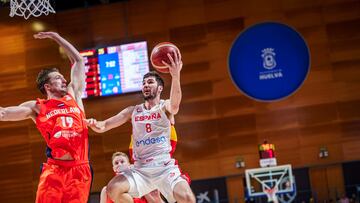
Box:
[228,22,310,101]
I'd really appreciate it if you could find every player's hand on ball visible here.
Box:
[162,50,182,77]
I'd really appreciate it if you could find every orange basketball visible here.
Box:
[150,42,180,73]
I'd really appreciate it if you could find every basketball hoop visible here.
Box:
[8,0,55,20]
[265,187,279,203]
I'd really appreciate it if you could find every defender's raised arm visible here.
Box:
[34,32,86,110]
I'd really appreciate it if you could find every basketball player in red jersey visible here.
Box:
[86,50,195,203]
[0,32,91,203]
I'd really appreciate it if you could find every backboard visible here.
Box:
[245,164,295,199]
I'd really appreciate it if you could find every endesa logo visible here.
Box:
[136,136,166,147]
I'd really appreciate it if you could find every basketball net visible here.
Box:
[265,187,279,203]
[9,0,55,19]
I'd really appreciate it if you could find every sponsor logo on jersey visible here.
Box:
[135,136,166,147]
[134,113,161,122]
[46,107,81,119]
[53,130,81,139]
[54,131,62,138]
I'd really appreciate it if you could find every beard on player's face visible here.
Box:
[143,86,159,101]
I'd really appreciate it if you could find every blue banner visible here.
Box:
[228,22,310,101]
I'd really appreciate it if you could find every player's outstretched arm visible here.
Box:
[85,106,134,133]
[0,101,37,122]
[162,51,183,115]
[34,32,85,109]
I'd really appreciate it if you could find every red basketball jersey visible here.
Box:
[36,94,89,160]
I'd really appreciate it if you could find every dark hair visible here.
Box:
[36,68,59,95]
[143,71,164,87]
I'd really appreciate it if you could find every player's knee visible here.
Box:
[175,190,195,203]
[184,191,196,203]
[107,175,129,200]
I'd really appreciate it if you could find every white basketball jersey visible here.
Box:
[131,100,171,161]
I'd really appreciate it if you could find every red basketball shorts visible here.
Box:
[35,159,92,203]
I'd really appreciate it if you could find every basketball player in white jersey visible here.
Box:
[86,51,195,203]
